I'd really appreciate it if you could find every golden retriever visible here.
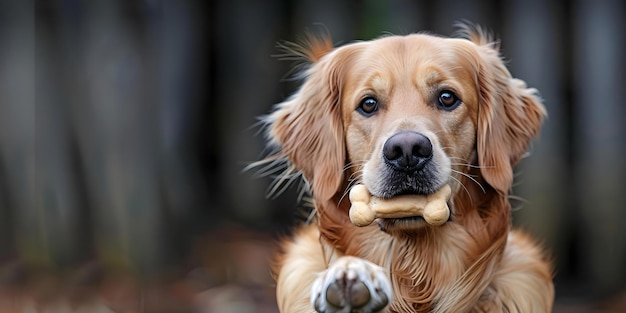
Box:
[257,24,554,313]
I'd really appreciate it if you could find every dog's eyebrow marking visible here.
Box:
[419,67,446,88]
[370,75,391,92]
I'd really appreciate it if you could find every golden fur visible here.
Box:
[259,25,554,312]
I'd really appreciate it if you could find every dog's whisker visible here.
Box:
[339,172,363,205]
[450,163,492,170]
[449,167,482,179]
[338,188,352,206]
[451,169,486,194]
[440,146,456,152]
[347,169,363,182]
[449,175,472,201]
[508,195,530,212]
[341,161,366,202]
[343,161,366,172]
[447,156,493,168]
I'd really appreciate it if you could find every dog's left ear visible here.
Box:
[472,37,547,194]
[266,38,360,202]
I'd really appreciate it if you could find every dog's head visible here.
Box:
[262,26,545,236]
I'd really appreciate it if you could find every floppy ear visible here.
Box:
[266,38,359,202]
[473,38,546,194]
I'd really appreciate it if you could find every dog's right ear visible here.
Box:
[264,36,361,202]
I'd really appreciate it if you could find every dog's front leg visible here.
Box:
[276,224,392,313]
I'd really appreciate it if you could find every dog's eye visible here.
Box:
[438,91,461,110]
[357,97,379,116]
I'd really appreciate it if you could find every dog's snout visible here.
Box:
[383,131,433,171]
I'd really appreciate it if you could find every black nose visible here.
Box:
[383,131,433,171]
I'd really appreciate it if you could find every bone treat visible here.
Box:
[348,184,451,227]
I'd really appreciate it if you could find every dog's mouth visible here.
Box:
[377,215,437,233]
[346,185,453,232]
[377,214,452,234]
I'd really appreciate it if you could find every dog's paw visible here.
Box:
[311,256,392,313]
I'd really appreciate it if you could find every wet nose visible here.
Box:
[382,131,433,171]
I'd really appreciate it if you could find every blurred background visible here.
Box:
[1,0,625,312]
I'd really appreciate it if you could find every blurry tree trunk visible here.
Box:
[573,0,626,295]
[0,0,35,268]
[504,0,570,279]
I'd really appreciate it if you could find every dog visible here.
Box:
[256,24,554,313]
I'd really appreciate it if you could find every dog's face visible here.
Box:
[341,36,481,231]
[265,29,545,234]
[342,36,479,197]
